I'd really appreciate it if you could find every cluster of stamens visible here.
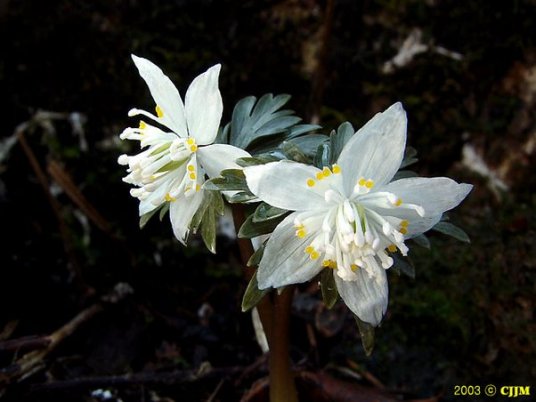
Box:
[118,104,203,209]
[295,163,425,282]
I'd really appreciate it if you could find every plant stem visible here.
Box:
[269,286,298,402]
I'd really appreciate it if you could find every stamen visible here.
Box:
[316,172,324,180]
[306,178,316,187]
[400,219,409,227]
[399,227,408,235]
[165,193,176,202]
[196,184,201,192]
[365,179,374,189]
[351,264,360,272]
[190,144,198,152]
[187,165,195,172]
[305,246,314,254]
[189,172,196,180]
[387,244,397,252]
[139,120,147,129]
[322,167,332,177]
[310,250,320,260]
[358,177,366,186]
[395,198,402,206]
[332,164,341,174]
[155,105,164,118]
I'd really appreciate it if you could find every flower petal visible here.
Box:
[169,191,205,244]
[382,177,472,218]
[257,213,324,289]
[334,267,388,326]
[131,55,187,136]
[185,64,223,145]
[197,144,250,179]
[338,102,407,195]
[244,161,327,211]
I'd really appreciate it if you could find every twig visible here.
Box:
[0,283,132,386]
[16,127,86,292]
[0,336,51,352]
[28,366,242,394]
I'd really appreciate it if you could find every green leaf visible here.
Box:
[320,269,338,309]
[433,221,471,243]
[314,142,331,169]
[159,203,170,221]
[247,241,266,267]
[400,146,418,168]
[391,254,415,279]
[226,93,319,153]
[236,154,281,167]
[392,170,418,180]
[412,234,431,249]
[242,271,270,312]
[204,169,248,191]
[191,194,212,233]
[354,315,375,356]
[238,212,288,239]
[139,206,160,229]
[289,134,328,157]
[330,122,354,163]
[281,141,309,163]
[253,202,287,223]
[227,191,257,203]
[201,206,216,253]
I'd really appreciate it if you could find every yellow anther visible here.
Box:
[400,220,409,227]
[316,172,324,180]
[187,138,195,145]
[139,120,147,130]
[351,264,360,272]
[387,244,397,253]
[195,184,201,192]
[189,172,196,180]
[399,227,408,235]
[187,165,195,172]
[358,178,366,186]
[310,251,320,260]
[190,144,198,152]
[395,198,403,207]
[155,105,164,118]
[305,246,314,254]
[164,193,176,202]
[322,167,332,177]
[296,229,306,238]
[306,178,316,187]
[365,179,374,189]
[332,164,341,174]
[322,259,337,269]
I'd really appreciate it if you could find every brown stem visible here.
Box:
[269,286,298,402]
[231,204,274,344]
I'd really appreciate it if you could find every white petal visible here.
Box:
[169,191,204,245]
[244,161,327,211]
[197,144,250,179]
[334,268,388,326]
[185,64,223,145]
[257,213,323,289]
[382,177,472,218]
[338,102,407,195]
[131,55,187,136]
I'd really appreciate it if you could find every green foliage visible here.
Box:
[433,221,471,243]
[220,93,320,154]
[320,269,338,309]
[190,190,225,253]
[252,202,287,223]
[241,271,269,312]
[391,254,416,279]
[411,234,431,249]
[204,169,249,192]
[238,211,288,239]
[329,122,355,163]
[354,315,375,356]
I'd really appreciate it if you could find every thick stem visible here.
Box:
[269,286,298,402]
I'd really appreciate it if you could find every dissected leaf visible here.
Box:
[400,146,418,168]
[201,205,216,253]
[247,241,266,267]
[354,315,375,356]
[242,271,270,312]
[320,269,338,309]
[314,142,331,169]
[433,221,471,243]
[235,154,281,167]
[204,169,248,192]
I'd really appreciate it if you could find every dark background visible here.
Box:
[0,0,534,401]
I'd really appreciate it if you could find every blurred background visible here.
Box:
[0,0,534,401]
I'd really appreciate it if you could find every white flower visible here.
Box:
[244,103,472,325]
[118,55,249,244]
